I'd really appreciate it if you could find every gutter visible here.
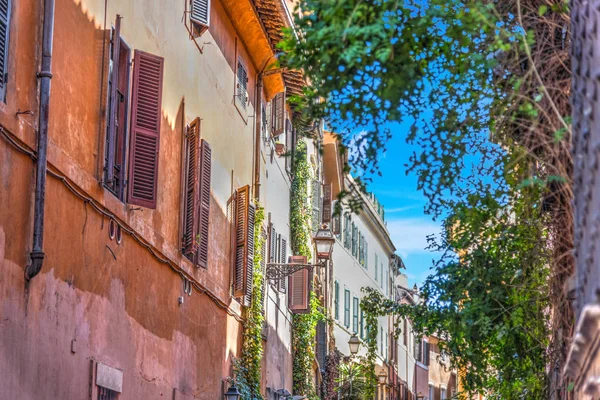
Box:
[26,0,55,280]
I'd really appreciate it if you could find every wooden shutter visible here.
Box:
[332,201,341,235]
[234,185,255,303]
[269,225,277,264]
[236,60,248,109]
[196,139,211,268]
[312,180,321,233]
[128,50,164,208]
[271,92,285,136]
[182,119,201,258]
[190,0,210,34]
[334,281,339,319]
[316,320,327,372]
[288,256,310,313]
[279,237,287,292]
[322,184,332,224]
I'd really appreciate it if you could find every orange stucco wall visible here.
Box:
[0,0,291,397]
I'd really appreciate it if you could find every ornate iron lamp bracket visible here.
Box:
[265,261,325,282]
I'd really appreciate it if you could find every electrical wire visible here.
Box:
[0,125,245,325]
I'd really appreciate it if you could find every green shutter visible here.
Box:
[344,289,350,327]
[353,297,359,333]
[334,281,340,320]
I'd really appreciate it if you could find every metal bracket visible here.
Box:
[265,261,325,282]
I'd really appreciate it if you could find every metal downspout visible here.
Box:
[25,0,55,281]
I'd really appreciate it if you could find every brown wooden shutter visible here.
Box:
[271,92,285,136]
[182,119,201,258]
[234,185,255,304]
[196,139,211,268]
[128,50,164,208]
[288,256,310,313]
[322,183,332,224]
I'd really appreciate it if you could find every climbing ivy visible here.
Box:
[360,293,380,399]
[290,139,324,398]
[234,205,266,400]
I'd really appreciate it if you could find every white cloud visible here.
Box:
[386,217,441,258]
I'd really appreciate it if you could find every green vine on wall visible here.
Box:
[290,139,324,398]
[234,205,266,400]
[360,292,381,399]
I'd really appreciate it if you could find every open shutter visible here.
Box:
[234,185,255,303]
[196,139,211,268]
[182,119,201,258]
[312,180,321,233]
[322,184,332,224]
[271,92,285,136]
[316,320,327,372]
[279,237,287,292]
[288,256,310,313]
[190,0,210,36]
[128,50,164,208]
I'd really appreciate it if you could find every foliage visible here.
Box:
[234,206,266,400]
[360,293,381,399]
[282,0,572,397]
[290,140,312,259]
[290,138,324,398]
[336,358,370,399]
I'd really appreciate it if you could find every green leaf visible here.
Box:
[538,5,548,16]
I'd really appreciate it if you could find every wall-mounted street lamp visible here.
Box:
[348,334,361,355]
[265,226,335,282]
[416,391,425,400]
[378,369,388,385]
[223,384,241,400]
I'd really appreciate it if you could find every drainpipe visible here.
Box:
[26,0,55,281]
[253,73,263,201]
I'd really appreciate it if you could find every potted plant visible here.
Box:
[275,141,286,156]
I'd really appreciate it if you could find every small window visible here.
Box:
[189,0,211,37]
[428,385,434,400]
[236,59,248,110]
[344,289,350,327]
[334,281,340,320]
[98,387,118,400]
[352,297,359,333]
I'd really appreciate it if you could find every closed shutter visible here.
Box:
[128,50,164,208]
[352,297,359,333]
[359,232,364,264]
[364,240,368,269]
[322,183,332,224]
[316,320,327,372]
[236,60,248,109]
[271,92,285,136]
[425,341,430,366]
[182,119,201,258]
[344,289,350,327]
[360,309,364,338]
[403,319,408,345]
[0,0,10,102]
[233,185,255,303]
[351,222,357,257]
[311,180,321,233]
[288,256,310,313]
[279,237,287,292]
[190,0,210,35]
[196,139,211,268]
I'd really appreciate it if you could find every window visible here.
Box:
[334,281,340,320]
[428,385,434,400]
[375,256,378,282]
[233,185,255,306]
[403,319,408,346]
[0,0,10,102]
[104,19,131,199]
[181,119,211,268]
[189,0,211,37]
[441,387,447,400]
[279,236,287,292]
[364,240,368,269]
[358,232,364,264]
[380,326,383,354]
[98,387,118,400]
[352,297,359,333]
[236,59,248,110]
[344,214,351,249]
[351,223,358,257]
[385,333,388,360]
[344,289,350,327]
[380,261,383,285]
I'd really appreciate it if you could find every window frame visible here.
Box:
[344,288,351,327]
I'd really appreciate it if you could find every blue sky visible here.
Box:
[367,120,443,287]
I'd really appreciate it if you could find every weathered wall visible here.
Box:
[0,0,285,397]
